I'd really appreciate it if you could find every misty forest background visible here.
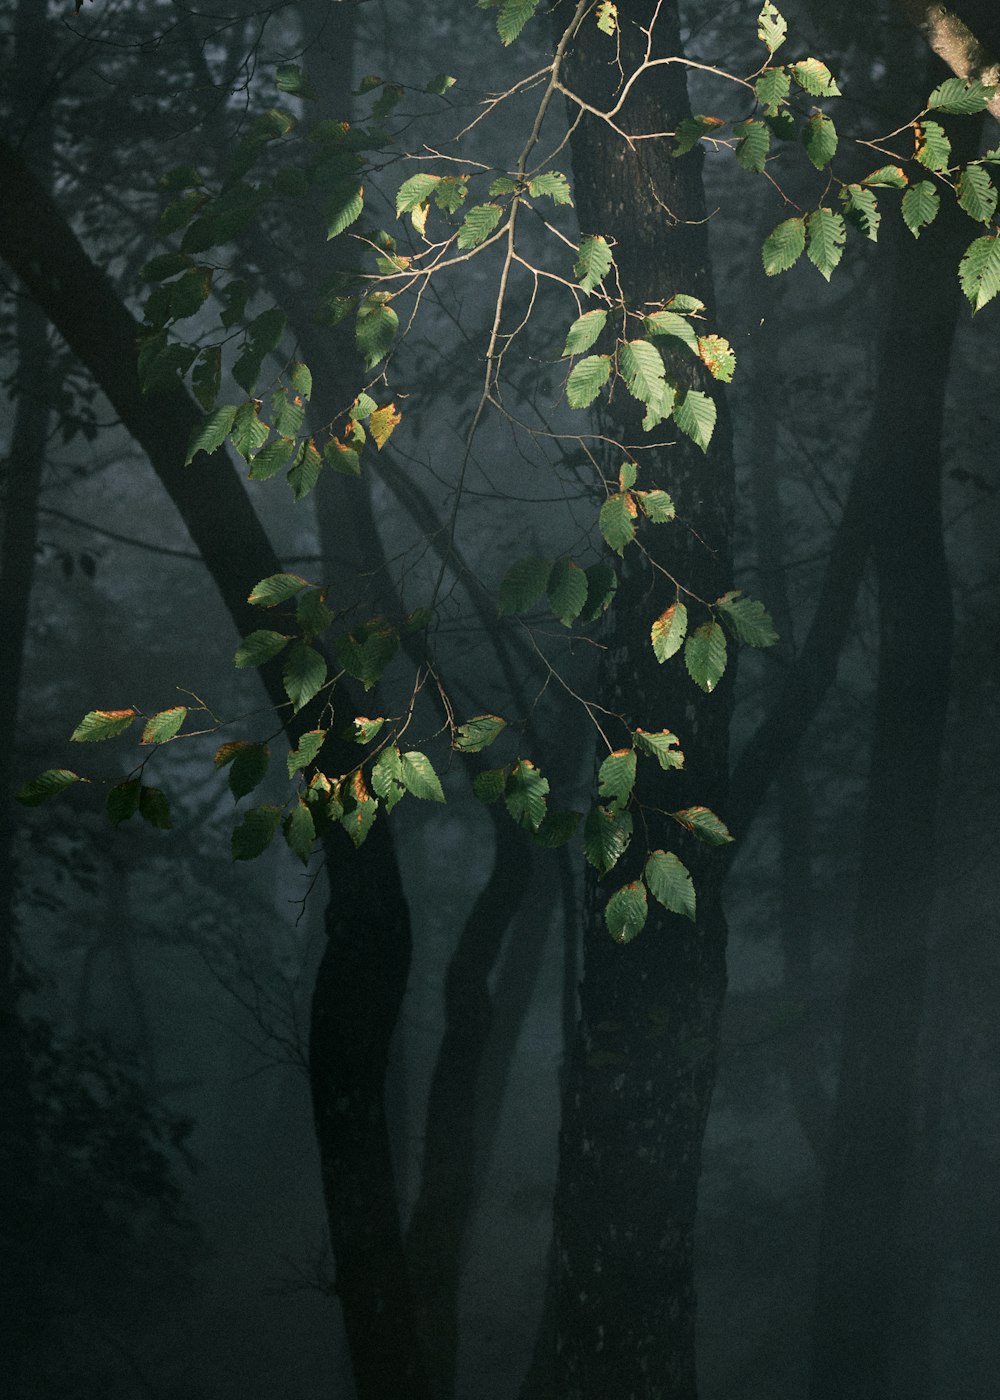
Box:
[2,1,1000,1398]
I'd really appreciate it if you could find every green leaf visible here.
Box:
[599,492,637,554]
[400,751,445,802]
[672,114,724,158]
[350,716,385,744]
[634,728,683,770]
[283,643,327,712]
[580,562,618,622]
[489,176,518,197]
[456,202,504,249]
[326,184,364,239]
[644,309,699,353]
[426,73,457,95]
[619,339,666,406]
[605,882,648,944]
[234,629,292,667]
[957,165,997,225]
[619,462,637,491]
[324,439,361,476]
[696,335,736,383]
[248,573,310,607]
[755,65,790,112]
[296,589,334,640]
[651,601,687,663]
[372,747,405,806]
[562,309,608,357]
[454,714,507,752]
[233,308,287,394]
[762,216,806,275]
[71,709,136,742]
[504,759,549,830]
[497,0,541,46]
[229,400,270,461]
[806,208,846,281]
[757,2,787,52]
[288,438,323,502]
[789,58,840,97]
[716,591,779,646]
[684,621,727,692]
[229,742,270,800]
[170,267,212,321]
[574,235,614,293]
[547,556,588,626]
[396,172,441,216]
[283,800,316,865]
[862,165,908,189]
[185,405,237,465]
[271,387,305,439]
[159,190,206,235]
[927,76,996,114]
[915,119,951,173]
[140,252,192,283]
[341,774,379,847]
[644,851,696,921]
[248,437,296,482]
[473,768,506,804]
[107,779,141,827]
[497,556,551,615]
[334,625,399,689]
[356,297,399,369]
[803,112,837,170]
[139,786,172,830]
[289,362,313,400]
[584,804,633,875]
[287,729,326,777]
[531,810,581,848]
[671,805,734,845]
[596,2,617,36]
[192,346,222,412]
[140,706,187,744]
[901,180,941,238]
[566,354,612,408]
[526,170,572,205]
[839,184,881,242]
[276,62,316,98]
[16,768,82,806]
[734,119,771,173]
[232,804,282,860]
[674,390,717,452]
[959,234,1000,313]
[597,748,636,814]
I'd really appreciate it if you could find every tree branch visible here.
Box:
[891,0,1000,120]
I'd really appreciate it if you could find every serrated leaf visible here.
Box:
[229,742,270,800]
[644,309,699,353]
[696,336,735,383]
[863,165,908,189]
[562,309,608,357]
[283,643,327,712]
[597,748,636,814]
[233,308,287,394]
[497,556,551,615]
[356,297,399,369]
[456,202,504,249]
[574,234,614,293]
[605,882,648,944]
[497,0,541,46]
[527,170,572,205]
[672,804,734,845]
[755,66,790,112]
[619,339,667,406]
[600,492,637,554]
[580,562,618,622]
[957,165,997,225]
[350,716,385,744]
[674,390,717,452]
[644,851,696,921]
[504,759,549,830]
[400,751,445,802]
[490,176,518,197]
[584,804,633,875]
[734,119,771,173]
[229,400,270,461]
[324,438,361,476]
[192,346,222,412]
[139,786,172,830]
[287,730,326,777]
[566,354,611,408]
[790,58,840,97]
[214,740,247,769]
[473,768,506,803]
[185,405,237,465]
[651,601,688,662]
[232,804,282,860]
[959,234,1000,313]
[335,626,399,690]
[757,2,787,52]
[762,216,806,275]
[16,768,82,806]
[283,800,316,865]
[372,747,405,805]
[140,707,187,744]
[634,728,684,770]
[901,180,941,238]
[396,172,441,216]
[234,629,292,667]
[915,120,951,173]
[803,112,837,170]
[327,184,364,239]
[685,621,727,692]
[716,591,778,647]
[271,388,305,439]
[927,76,996,115]
[672,114,725,158]
[288,438,323,502]
[248,573,310,607]
[289,362,312,399]
[454,714,507,752]
[531,810,581,848]
[296,589,334,641]
[277,63,316,98]
[806,208,846,281]
[248,437,296,482]
[619,461,637,491]
[596,1,617,35]
[107,779,141,827]
[354,392,378,418]
[547,557,588,626]
[839,184,881,241]
[71,709,136,742]
[341,773,379,847]
[369,403,401,449]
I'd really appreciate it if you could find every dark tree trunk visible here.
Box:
[541,7,734,1396]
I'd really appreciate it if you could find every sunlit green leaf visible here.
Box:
[957,165,997,225]
[839,184,881,241]
[734,119,771,173]
[684,621,727,692]
[789,57,840,97]
[757,2,787,52]
[671,804,734,844]
[234,629,292,667]
[927,76,995,114]
[805,208,846,281]
[185,405,237,465]
[715,591,778,647]
[400,751,445,802]
[599,492,637,554]
[287,730,327,777]
[762,216,806,275]
[248,573,310,607]
[644,850,696,921]
[71,709,136,742]
[335,625,399,689]
[456,202,504,248]
[504,759,549,830]
[634,728,684,770]
[547,556,588,626]
[651,601,687,663]
[527,170,572,204]
[901,180,940,238]
[959,234,1000,313]
[584,804,633,875]
[356,297,399,369]
[672,114,725,158]
[283,642,327,712]
[605,881,648,943]
[140,707,187,744]
[566,354,611,408]
[562,309,608,357]
[915,119,951,173]
[454,714,507,752]
[674,390,716,451]
[598,748,636,814]
[574,234,613,293]
[497,0,541,46]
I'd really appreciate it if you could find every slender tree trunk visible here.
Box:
[541,7,734,1395]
